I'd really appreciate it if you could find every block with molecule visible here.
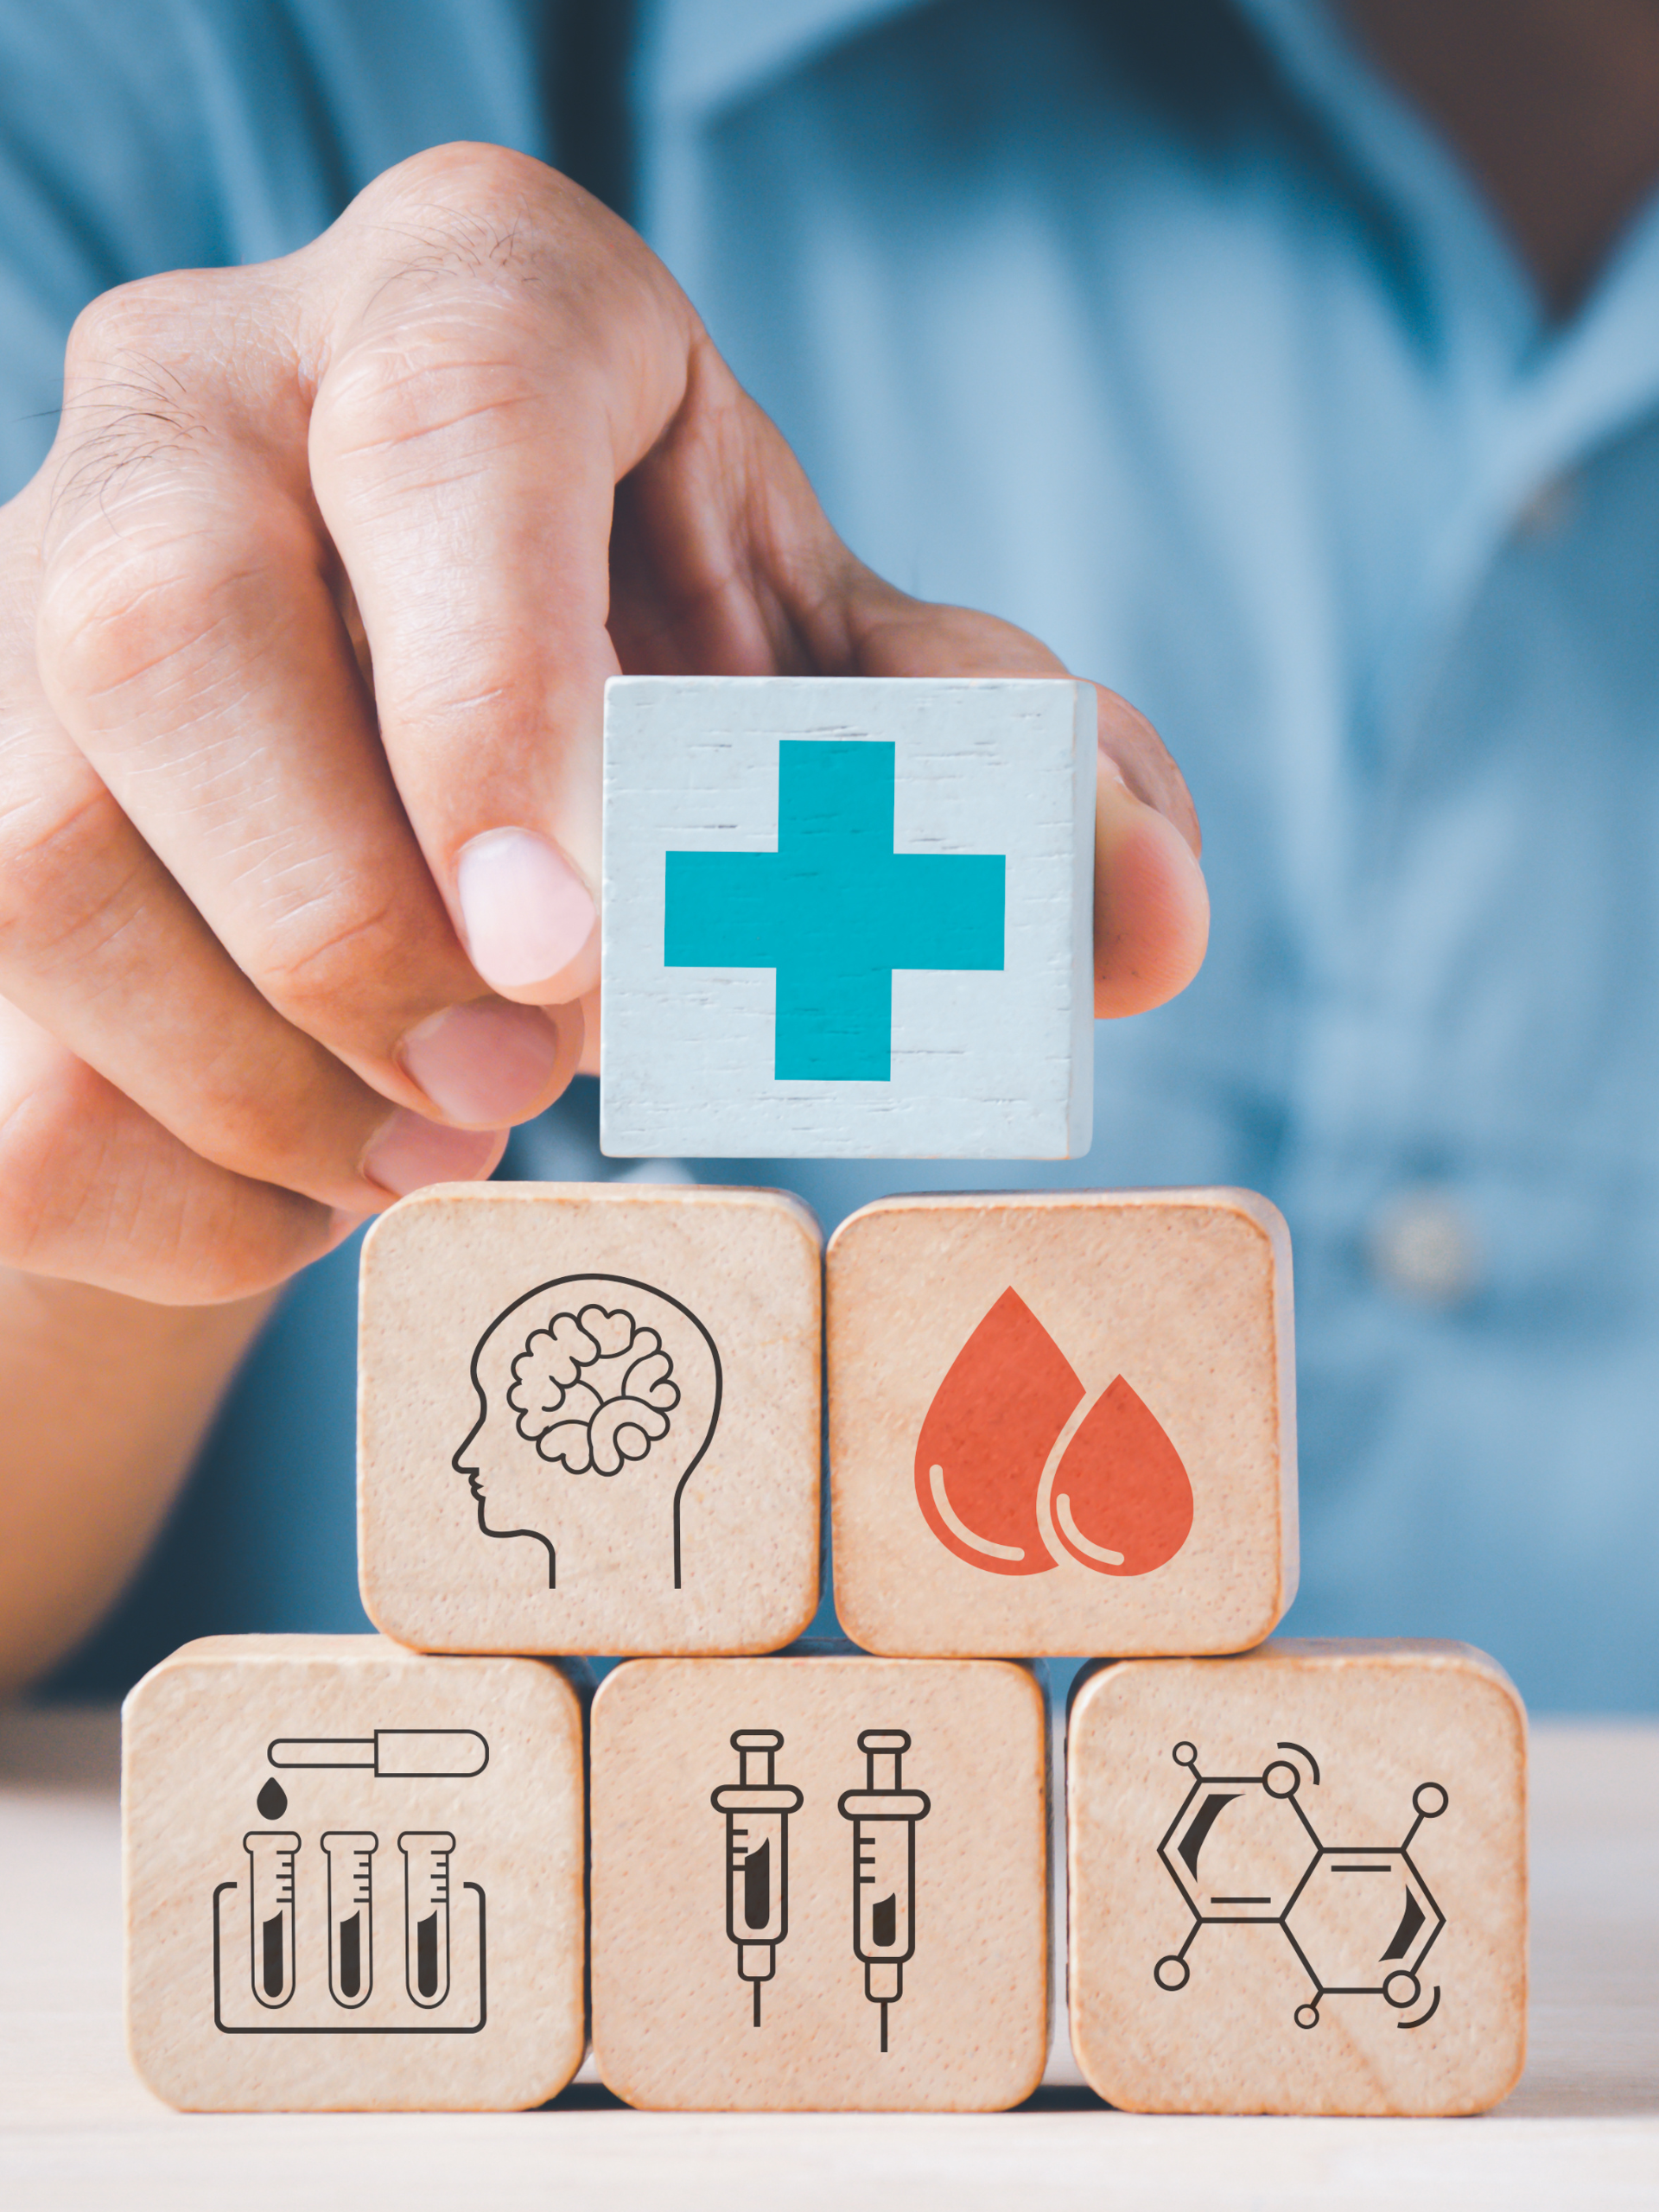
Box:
[1067,1639,1527,2115]
[827,1188,1297,1656]
[588,1651,1048,2110]
[123,1635,586,2111]
[358,1182,822,1656]
[601,675,1096,1160]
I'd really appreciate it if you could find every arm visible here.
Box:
[0,1263,274,1695]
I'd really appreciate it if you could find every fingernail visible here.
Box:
[1096,742,1129,790]
[400,1000,568,1125]
[456,829,596,990]
[362,1110,505,1199]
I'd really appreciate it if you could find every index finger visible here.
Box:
[309,149,698,1007]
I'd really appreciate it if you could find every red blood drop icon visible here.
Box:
[914,1288,1082,1575]
[1046,1376,1192,1576]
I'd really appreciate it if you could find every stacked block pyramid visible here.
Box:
[124,681,1526,2116]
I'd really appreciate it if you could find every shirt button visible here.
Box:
[1516,472,1577,541]
[1366,1187,1482,1306]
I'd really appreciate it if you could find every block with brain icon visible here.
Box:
[358,1184,822,1655]
[825,1189,1297,1656]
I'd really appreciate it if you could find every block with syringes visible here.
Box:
[588,1648,1048,2112]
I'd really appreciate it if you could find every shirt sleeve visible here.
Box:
[0,0,557,499]
[0,0,237,494]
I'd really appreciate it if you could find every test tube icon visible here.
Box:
[838,1731,931,2052]
[244,1830,301,2009]
[398,1831,454,2008]
[321,1832,377,2008]
[710,1731,804,2025]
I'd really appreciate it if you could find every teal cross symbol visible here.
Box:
[664,740,1006,1081]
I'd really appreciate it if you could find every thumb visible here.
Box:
[1091,689,1209,1019]
[825,584,1210,1020]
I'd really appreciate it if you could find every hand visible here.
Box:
[0,144,1206,1306]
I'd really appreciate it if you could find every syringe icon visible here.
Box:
[710,1731,804,2025]
[838,1731,931,2052]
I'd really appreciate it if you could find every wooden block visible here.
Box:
[358,1183,821,1656]
[589,1652,1048,2109]
[1067,1639,1528,2115]
[826,1189,1296,1656]
[600,675,1095,1159]
[123,1635,585,2111]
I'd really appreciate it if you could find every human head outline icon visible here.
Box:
[454,1273,722,1590]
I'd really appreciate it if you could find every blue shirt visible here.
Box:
[16,0,1659,1708]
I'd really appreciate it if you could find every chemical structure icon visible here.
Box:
[1153,1740,1447,2031]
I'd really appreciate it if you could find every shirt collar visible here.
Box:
[641,0,1659,459]
[639,0,925,117]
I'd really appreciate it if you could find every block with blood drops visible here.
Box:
[826,1188,1297,1657]
[1067,1638,1528,2115]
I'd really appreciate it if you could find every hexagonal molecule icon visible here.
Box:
[1154,1742,1447,2029]
[1158,1742,1319,1935]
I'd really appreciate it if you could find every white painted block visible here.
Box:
[601,676,1095,1159]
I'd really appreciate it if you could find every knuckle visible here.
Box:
[37,497,300,719]
[252,884,429,1036]
[359,142,551,238]
[320,147,686,473]
[36,526,210,711]
[63,270,206,375]
[0,1064,323,1300]
[0,770,128,945]
[50,270,288,554]
[57,282,207,487]
[0,1058,86,1268]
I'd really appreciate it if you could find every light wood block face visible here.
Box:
[1067,1640,1528,2115]
[600,675,1095,1160]
[827,1190,1297,1656]
[589,1656,1048,2110]
[358,1184,821,1656]
[123,1635,584,2112]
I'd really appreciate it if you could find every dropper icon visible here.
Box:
[266,1730,488,1777]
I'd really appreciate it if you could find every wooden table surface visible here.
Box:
[3,1704,1656,2210]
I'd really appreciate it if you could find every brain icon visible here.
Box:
[506,1304,680,1474]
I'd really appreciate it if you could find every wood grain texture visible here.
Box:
[600,676,1095,1159]
[1068,1639,1527,2115]
[827,1190,1296,1656]
[358,1184,822,1656]
[590,1656,1048,2110]
[5,1707,1654,2202]
[122,1635,585,2111]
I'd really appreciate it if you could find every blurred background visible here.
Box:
[5,0,1658,1712]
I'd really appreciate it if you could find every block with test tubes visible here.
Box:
[122,1636,588,2113]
